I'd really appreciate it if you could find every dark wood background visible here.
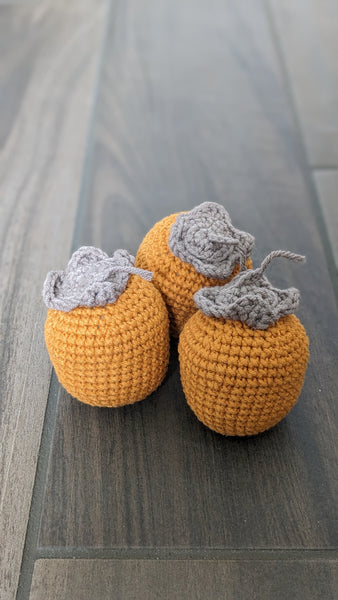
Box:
[1,1,337,599]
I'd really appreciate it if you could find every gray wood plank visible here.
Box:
[313,170,338,268]
[39,0,338,550]
[268,0,338,167]
[0,2,108,599]
[29,559,338,600]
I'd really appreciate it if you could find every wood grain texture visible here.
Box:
[39,0,338,550]
[268,0,338,167]
[29,559,338,600]
[313,170,338,268]
[0,2,107,598]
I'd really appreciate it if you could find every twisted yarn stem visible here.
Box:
[105,261,153,281]
[257,250,306,278]
[194,249,306,328]
[43,247,154,312]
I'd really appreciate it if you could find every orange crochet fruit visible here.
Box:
[43,247,169,407]
[136,202,254,336]
[179,251,309,436]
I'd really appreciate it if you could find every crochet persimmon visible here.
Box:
[43,247,169,407]
[179,250,309,436]
[135,202,254,337]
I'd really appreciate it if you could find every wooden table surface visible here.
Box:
[0,1,337,599]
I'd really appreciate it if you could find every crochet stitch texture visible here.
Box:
[135,203,254,336]
[169,202,254,278]
[43,248,169,407]
[43,246,153,311]
[179,250,309,435]
[194,250,304,329]
[179,313,309,435]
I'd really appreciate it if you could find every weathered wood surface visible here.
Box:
[313,170,338,268]
[39,0,338,552]
[268,0,338,167]
[0,2,107,598]
[29,559,338,600]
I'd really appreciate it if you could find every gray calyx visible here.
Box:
[194,250,306,329]
[168,202,255,279]
[42,246,153,312]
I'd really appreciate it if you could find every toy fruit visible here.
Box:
[42,246,169,407]
[135,202,254,336]
[179,250,309,436]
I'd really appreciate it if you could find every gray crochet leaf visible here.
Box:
[194,250,305,329]
[42,246,153,312]
[168,202,255,279]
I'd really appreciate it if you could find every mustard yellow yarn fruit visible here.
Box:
[179,250,309,436]
[136,202,254,337]
[43,247,169,407]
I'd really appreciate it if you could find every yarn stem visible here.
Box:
[257,250,306,276]
[103,260,153,282]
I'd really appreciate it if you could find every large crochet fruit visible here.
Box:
[135,202,254,336]
[42,247,169,407]
[179,250,309,436]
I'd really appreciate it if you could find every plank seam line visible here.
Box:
[34,548,338,561]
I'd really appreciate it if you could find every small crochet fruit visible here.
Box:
[42,247,169,407]
[179,250,309,436]
[135,202,254,336]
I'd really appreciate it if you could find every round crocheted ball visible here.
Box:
[43,247,169,407]
[179,313,309,436]
[178,250,309,436]
[135,202,254,337]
